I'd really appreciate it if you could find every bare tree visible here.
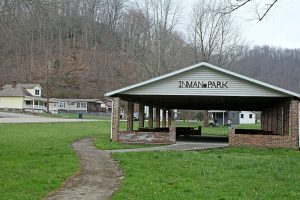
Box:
[189,0,243,66]
[223,0,278,21]
[124,0,182,78]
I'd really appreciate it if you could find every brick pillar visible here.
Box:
[168,110,172,127]
[148,105,153,128]
[267,108,272,131]
[261,111,265,130]
[283,101,290,135]
[127,101,134,131]
[261,110,267,131]
[290,100,299,148]
[272,106,277,134]
[112,97,120,141]
[277,105,283,135]
[155,107,160,128]
[162,109,166,127]
[139,103,145,128]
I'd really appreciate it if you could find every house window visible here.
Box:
[249,114,252,119]
[77,102,86,108]
[59,103,65,108]
[34,101,38,105]
[240,114,244,118]
[25,101,32,105]
[35,90,40,95]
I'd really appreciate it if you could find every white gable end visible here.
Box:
[121,67,288,97]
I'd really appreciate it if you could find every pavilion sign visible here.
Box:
[178,80,228,88]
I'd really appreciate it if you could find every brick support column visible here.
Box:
[139,103,145,128]
[168,110,172,127]
[261,111,265,131]
[277,105,283,135]
[112,97,120,141]
[155,107,160,128]
[290,100,299,148]
[272,106,277,134]
[148,105,153,128]
[162,109,167,127]
[267,108,272,131]
[283,101,290,135]
[127,101,134,131]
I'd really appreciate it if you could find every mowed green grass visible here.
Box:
[112,148,300,200]
[0,121,158,200]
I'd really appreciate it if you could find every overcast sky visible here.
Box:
[180,0,300,49]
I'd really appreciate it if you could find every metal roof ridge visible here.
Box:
[105,62,300,98]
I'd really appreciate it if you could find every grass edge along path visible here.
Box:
[0,121,160,200]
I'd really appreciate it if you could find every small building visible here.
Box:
[239,111,256,124]
[0,82,47,113]
[208,110,256,125]
[106,62,300,149]
[48,98,66,114]
[58,99,105,114]
[208,110,240,125]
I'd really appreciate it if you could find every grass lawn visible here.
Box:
[112,148,300,200]
[2,120,297,200]
[0,121,159,200]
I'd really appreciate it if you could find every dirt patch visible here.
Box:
[45,138,122,200]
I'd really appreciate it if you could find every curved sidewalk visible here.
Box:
[45,138,122,200]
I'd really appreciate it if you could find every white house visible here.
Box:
[0,82,47,113]
[56,99,105,113]
[239,111,256,124]
[48,98,66,114]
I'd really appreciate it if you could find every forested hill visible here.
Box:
[228,46,300,94]
[0,1,299,99]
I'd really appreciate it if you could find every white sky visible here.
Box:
[179,0,300,49]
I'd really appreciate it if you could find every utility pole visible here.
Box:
[46,61,50,113]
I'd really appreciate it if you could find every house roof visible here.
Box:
[105,62,300,98]
[0,84,34,97]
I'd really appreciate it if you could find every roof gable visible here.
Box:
[0,84,33,97]
[106,62,300,98]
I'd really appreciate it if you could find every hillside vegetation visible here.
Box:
[0,0,299,99]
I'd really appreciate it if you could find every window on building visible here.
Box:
[249,114,253,118]
[34,101,38,105]
[25,101,32,106]
[35,89,40,95]
[59,103,65,108]
[77,102,86,108]
[240,114,244,118]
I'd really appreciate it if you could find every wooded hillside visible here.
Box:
[0,0,299,99]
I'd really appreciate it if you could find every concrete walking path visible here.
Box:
[0,112,101,123]
[45,138,122,200]
[106,141,228,153]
